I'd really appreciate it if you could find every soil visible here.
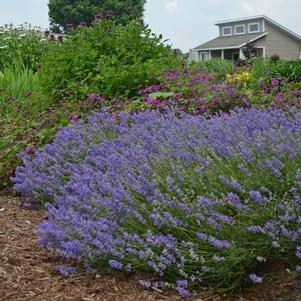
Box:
[1,195,301,301]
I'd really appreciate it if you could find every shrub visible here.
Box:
[38,19,182,100]
[268,60,301,82]
[13,108,301,294]
[269,55,280,64]
[111,67,250,115]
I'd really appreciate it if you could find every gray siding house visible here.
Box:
[190,15,301,61]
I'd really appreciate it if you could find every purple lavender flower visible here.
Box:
[176,286,192,297]
[109,259,123,269]
[56,264,76,277]
[176,279,188,288]
[208,236,231,249]
[249,190,265,204]
[249,273,263,283]
[12,108,301,293]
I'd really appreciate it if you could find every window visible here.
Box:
[232,52,240,61]
[249,22,260,33]
[235,24,245,35]
[200,52,208,61]
[222,26,232,36]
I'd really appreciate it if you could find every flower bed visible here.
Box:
[13,108,301,295]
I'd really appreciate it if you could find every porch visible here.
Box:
[195,47,264,62]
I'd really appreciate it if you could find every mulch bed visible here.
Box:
[1,195,301,301]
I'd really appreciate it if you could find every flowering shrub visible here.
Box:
[107,67,250,115]
[111,60,301,115]
[13,108,301,294]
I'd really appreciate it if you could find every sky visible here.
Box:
[0,0,301,52]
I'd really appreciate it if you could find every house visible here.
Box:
[190,15,301,61]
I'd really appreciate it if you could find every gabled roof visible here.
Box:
[215,15,301,42]
[193,32,267,50]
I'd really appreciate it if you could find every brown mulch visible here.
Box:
[1,195,301,301]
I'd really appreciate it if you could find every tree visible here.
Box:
[48,0,146,32]
[242,42,257,60]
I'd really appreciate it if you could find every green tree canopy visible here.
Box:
[48,0,146,32]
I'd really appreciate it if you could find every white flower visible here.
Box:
[256,256,266,262]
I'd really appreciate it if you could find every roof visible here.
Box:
[215,15,301,42]
[194,32,267,50]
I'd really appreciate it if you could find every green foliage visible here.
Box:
[269,54,280,64]
[269,60,301,82]
[48,0,146,31]
[193,58,233,79]
[38,19,182,99]
[0,24,47,70]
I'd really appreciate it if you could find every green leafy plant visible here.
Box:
[38,19,182,100]
[193,58,233,79]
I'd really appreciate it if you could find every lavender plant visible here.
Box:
[13,108,301,294]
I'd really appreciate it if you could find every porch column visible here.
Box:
[221,49,224,59]
[239,48,245,60]
[208,50,212,60]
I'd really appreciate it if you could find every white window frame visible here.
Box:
[234,24,246,35]
[222,26,232,36]
[199,52,209,61]
[248,22,260,33]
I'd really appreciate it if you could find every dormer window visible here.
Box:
[249,22,260,33]
[222,26,232,36]
[235,24,245,35]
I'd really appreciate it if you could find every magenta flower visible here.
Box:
[25,146,34,154]
[106,9,113,15]
[58,100,65,104]
[144,97,160,105]
[6,95,14,101]
[95,13,103,20]
[87,93,101,101]
[271,79,279,86]
[69,114,79,123]
[25,91,32,98]
[79,22,87,27]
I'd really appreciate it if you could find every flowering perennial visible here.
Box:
[13,108,301,293]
